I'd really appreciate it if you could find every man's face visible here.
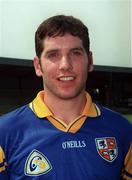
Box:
[34,34,93,100]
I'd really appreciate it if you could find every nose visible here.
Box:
[59,55,73,71]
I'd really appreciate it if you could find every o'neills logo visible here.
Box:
[62,140,86,149]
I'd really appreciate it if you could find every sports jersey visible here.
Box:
[0,91,131,180]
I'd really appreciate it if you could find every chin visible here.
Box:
[55,89,84,100]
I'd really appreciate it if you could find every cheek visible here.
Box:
[41,63,57,78]
[75,61,88,74]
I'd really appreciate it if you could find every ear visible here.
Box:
[34,56,43,77]
[87,51,94,72]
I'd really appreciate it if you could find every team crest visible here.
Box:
[95,137,118,162]
[25,149,52,176]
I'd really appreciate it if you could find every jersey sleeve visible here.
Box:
[122,143,132,180]
[0,146,9,179]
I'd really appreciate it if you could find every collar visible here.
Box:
[29,90,101,118]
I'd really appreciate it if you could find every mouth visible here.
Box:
[58,76,75,81]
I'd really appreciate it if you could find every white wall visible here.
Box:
[0,0,131,67]
[131,0,132,67]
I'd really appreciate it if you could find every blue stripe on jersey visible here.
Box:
[124,170,132,178]
[0,162,5,168]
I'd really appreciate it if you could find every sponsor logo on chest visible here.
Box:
[62,140,86,149]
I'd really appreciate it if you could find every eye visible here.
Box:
[74,51,82,55]
[47,52,58,59]
[71,50,83,56]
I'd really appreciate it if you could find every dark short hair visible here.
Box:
[35,15,90,58]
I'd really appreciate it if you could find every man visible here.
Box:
[0,15,131,179]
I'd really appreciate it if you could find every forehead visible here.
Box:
[43,34,83,51]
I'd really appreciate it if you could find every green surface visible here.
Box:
[123,114,132,123]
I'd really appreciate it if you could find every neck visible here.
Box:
[44,91,86,125]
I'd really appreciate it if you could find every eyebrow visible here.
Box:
[45,46,84,55]
[70,47,84,52]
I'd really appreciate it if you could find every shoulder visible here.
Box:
[0,105,33,131]
[99,105,131,124]
[98,105,132,137]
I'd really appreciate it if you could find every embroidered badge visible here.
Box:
[95,137,118,162]
[25,149,52,176]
